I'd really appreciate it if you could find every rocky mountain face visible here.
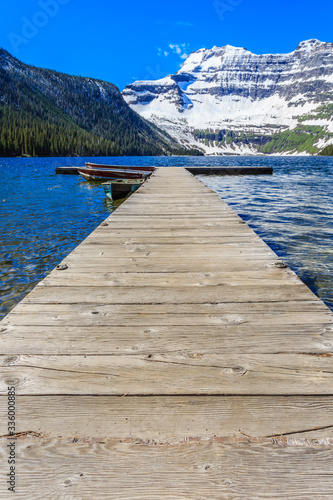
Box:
[123,39,333,155]
[0,49,180,157]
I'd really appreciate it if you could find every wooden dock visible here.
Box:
[1,167,333,498]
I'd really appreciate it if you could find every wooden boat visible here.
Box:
[77,166,151,181]
[102,178,145,201]
[86,162,155,172]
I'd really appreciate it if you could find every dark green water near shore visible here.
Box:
[0,155,332,319]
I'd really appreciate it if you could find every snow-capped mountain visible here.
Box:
[123,39,333,155]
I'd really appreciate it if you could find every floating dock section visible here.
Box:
[186,165,273,175]
[56,165,273,175]
[1,167,333,498]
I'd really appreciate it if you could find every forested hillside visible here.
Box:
[0,49,180,157]
[320,144,333,156]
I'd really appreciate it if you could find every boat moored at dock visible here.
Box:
[86,162,155,172]
[77,166,152,181]
[102,178,145,201]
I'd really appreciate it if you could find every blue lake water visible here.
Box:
[0,155,332,319]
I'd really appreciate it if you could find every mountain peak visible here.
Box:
[178,44,248,74]
[211,44,248,52]
[295,39,328,52]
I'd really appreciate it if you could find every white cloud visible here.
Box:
[157,47,169,57]
[169,43,189,60]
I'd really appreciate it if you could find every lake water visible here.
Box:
[0,155,332,319]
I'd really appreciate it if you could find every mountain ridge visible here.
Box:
[123,39,333,155]
[0,48,184,157]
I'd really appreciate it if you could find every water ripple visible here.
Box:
[198,157,333,311]
[0,156,332,318]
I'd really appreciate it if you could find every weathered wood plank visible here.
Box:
[4,302,332,327]
[1,396,333,440]
[64,248,274,259]
[90,228,258,237]
[131,197,223,202]
[113,209,238,216]
[74,240,273,250]
[80,237,267,247]
[52,259,280,274]
[94,217,247,226]
[40,270,302,287]
[1,437,333,499]
[84,235,262,243]
[89,231,260,240]
[111,213,242,219]
[23,284,317,305]
[96,213,246,221]
[1,353,333,395]
[90,227,260,241]
[1,323,332,355]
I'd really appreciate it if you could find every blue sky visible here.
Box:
[1,0,333,90]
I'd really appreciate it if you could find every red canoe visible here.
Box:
[85,162,155,172]
[78,166,152,180]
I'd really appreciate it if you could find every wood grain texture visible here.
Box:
[22,284,317,305]
[4,299,331,318]
[1,166,333,498]
[40,269,303,287]
[1,323,333,355]
[1,395,333,440]
[78,234,264,242]
[1,353,333,395]
[1,437,333,499]
[53,258,279,274]
[90,228,258,237]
